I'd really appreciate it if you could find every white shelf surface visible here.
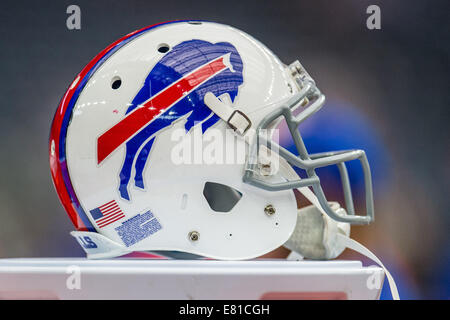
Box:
[0,258,384,300]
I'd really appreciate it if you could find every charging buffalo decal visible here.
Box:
[97,40,244,200]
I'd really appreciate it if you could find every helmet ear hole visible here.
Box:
[203,182,242,213]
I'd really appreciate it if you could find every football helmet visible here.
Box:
[49,20,375,260]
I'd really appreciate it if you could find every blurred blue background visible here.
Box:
[0,0,448,299]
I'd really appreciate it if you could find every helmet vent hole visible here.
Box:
[188,21,202,25]
[157,43,170,53]
[203,182,242,213]
[111,76,121,90]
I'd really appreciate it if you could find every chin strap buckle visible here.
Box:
[204,92,252,135]
[227,109,252,135]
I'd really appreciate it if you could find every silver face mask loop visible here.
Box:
[243,61,374,225]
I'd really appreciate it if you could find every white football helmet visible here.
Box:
[49,20,375,261]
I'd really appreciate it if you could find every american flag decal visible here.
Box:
[89,200,125,228]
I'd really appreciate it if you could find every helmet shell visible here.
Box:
[50,21,297,259]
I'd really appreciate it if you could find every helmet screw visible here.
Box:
[188,231,200,241]
[260,163,271,176]
[264,204,276,216]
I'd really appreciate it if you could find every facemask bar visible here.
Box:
[243,62,374,225]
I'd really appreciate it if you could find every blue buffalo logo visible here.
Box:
[97,40,244,200]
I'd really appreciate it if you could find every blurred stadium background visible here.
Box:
[0,0,448,299]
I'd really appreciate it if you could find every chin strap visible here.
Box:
[295,186,400,300]
[335,233,400,300]
[204,92,252,135]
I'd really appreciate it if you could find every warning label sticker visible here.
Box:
[115,210,162,247]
